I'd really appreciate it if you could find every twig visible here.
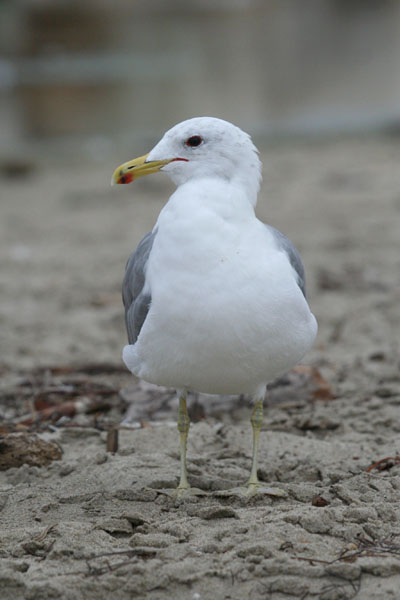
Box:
[66,548,157,577]
[366,456,400,472]
[292,556,333,565]
[34,523,56,542]
[292,536,400,568]
[106,428,119,453]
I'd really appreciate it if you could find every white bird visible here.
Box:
[112,117,317,497]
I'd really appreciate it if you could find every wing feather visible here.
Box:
[122,230,157,344]
[267,225,306,297]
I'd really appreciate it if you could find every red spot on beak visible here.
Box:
[118,173,134,184]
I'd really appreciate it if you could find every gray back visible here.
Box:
[122,230,157,344]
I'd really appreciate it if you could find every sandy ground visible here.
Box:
[1,136,400,599]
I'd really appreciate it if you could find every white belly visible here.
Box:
[123,202,317,395]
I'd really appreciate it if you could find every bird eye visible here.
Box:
[185,135,203,148]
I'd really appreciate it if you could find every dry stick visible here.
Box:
[366,456,400,472]
[106,428,119,452]
[293,536,400,566]
[34,523,56,542]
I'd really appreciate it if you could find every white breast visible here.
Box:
[123,179,317,395]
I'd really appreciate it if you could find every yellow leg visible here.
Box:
[247,397,263,488]
[214,391,287,499]
[177,392,190,490]
[151,391,206,499]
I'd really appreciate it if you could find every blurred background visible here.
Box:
[2,0,400,157]
[1,0,399,374]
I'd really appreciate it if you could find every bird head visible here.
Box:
[112,117,262,203]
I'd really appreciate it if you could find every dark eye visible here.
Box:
[185,135,203,148]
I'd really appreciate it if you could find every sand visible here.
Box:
[1,135,400,599]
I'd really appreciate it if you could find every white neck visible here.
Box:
[162,176,257,226]
[164,150,262,209]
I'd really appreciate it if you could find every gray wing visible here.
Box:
[267,225,306,298]
[122,229,157,344]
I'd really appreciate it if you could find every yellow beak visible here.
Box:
[112,153,178,185]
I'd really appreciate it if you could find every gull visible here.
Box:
[112,117,317,497]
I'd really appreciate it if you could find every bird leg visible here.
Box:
[247,396,264,489]
[170,389,286,500]
[152,391,207,499]
[177,391,190,491]
[239,390,286,498]
[215,389,287,499]
[170,389,286,501]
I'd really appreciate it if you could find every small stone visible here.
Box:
[122,512,148,526]
[312,495,330,507]
[59,464,75,477]
[368,351,386,361]
[95,518,132,535]
[345,542,358,552]
[280,541,294,551]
